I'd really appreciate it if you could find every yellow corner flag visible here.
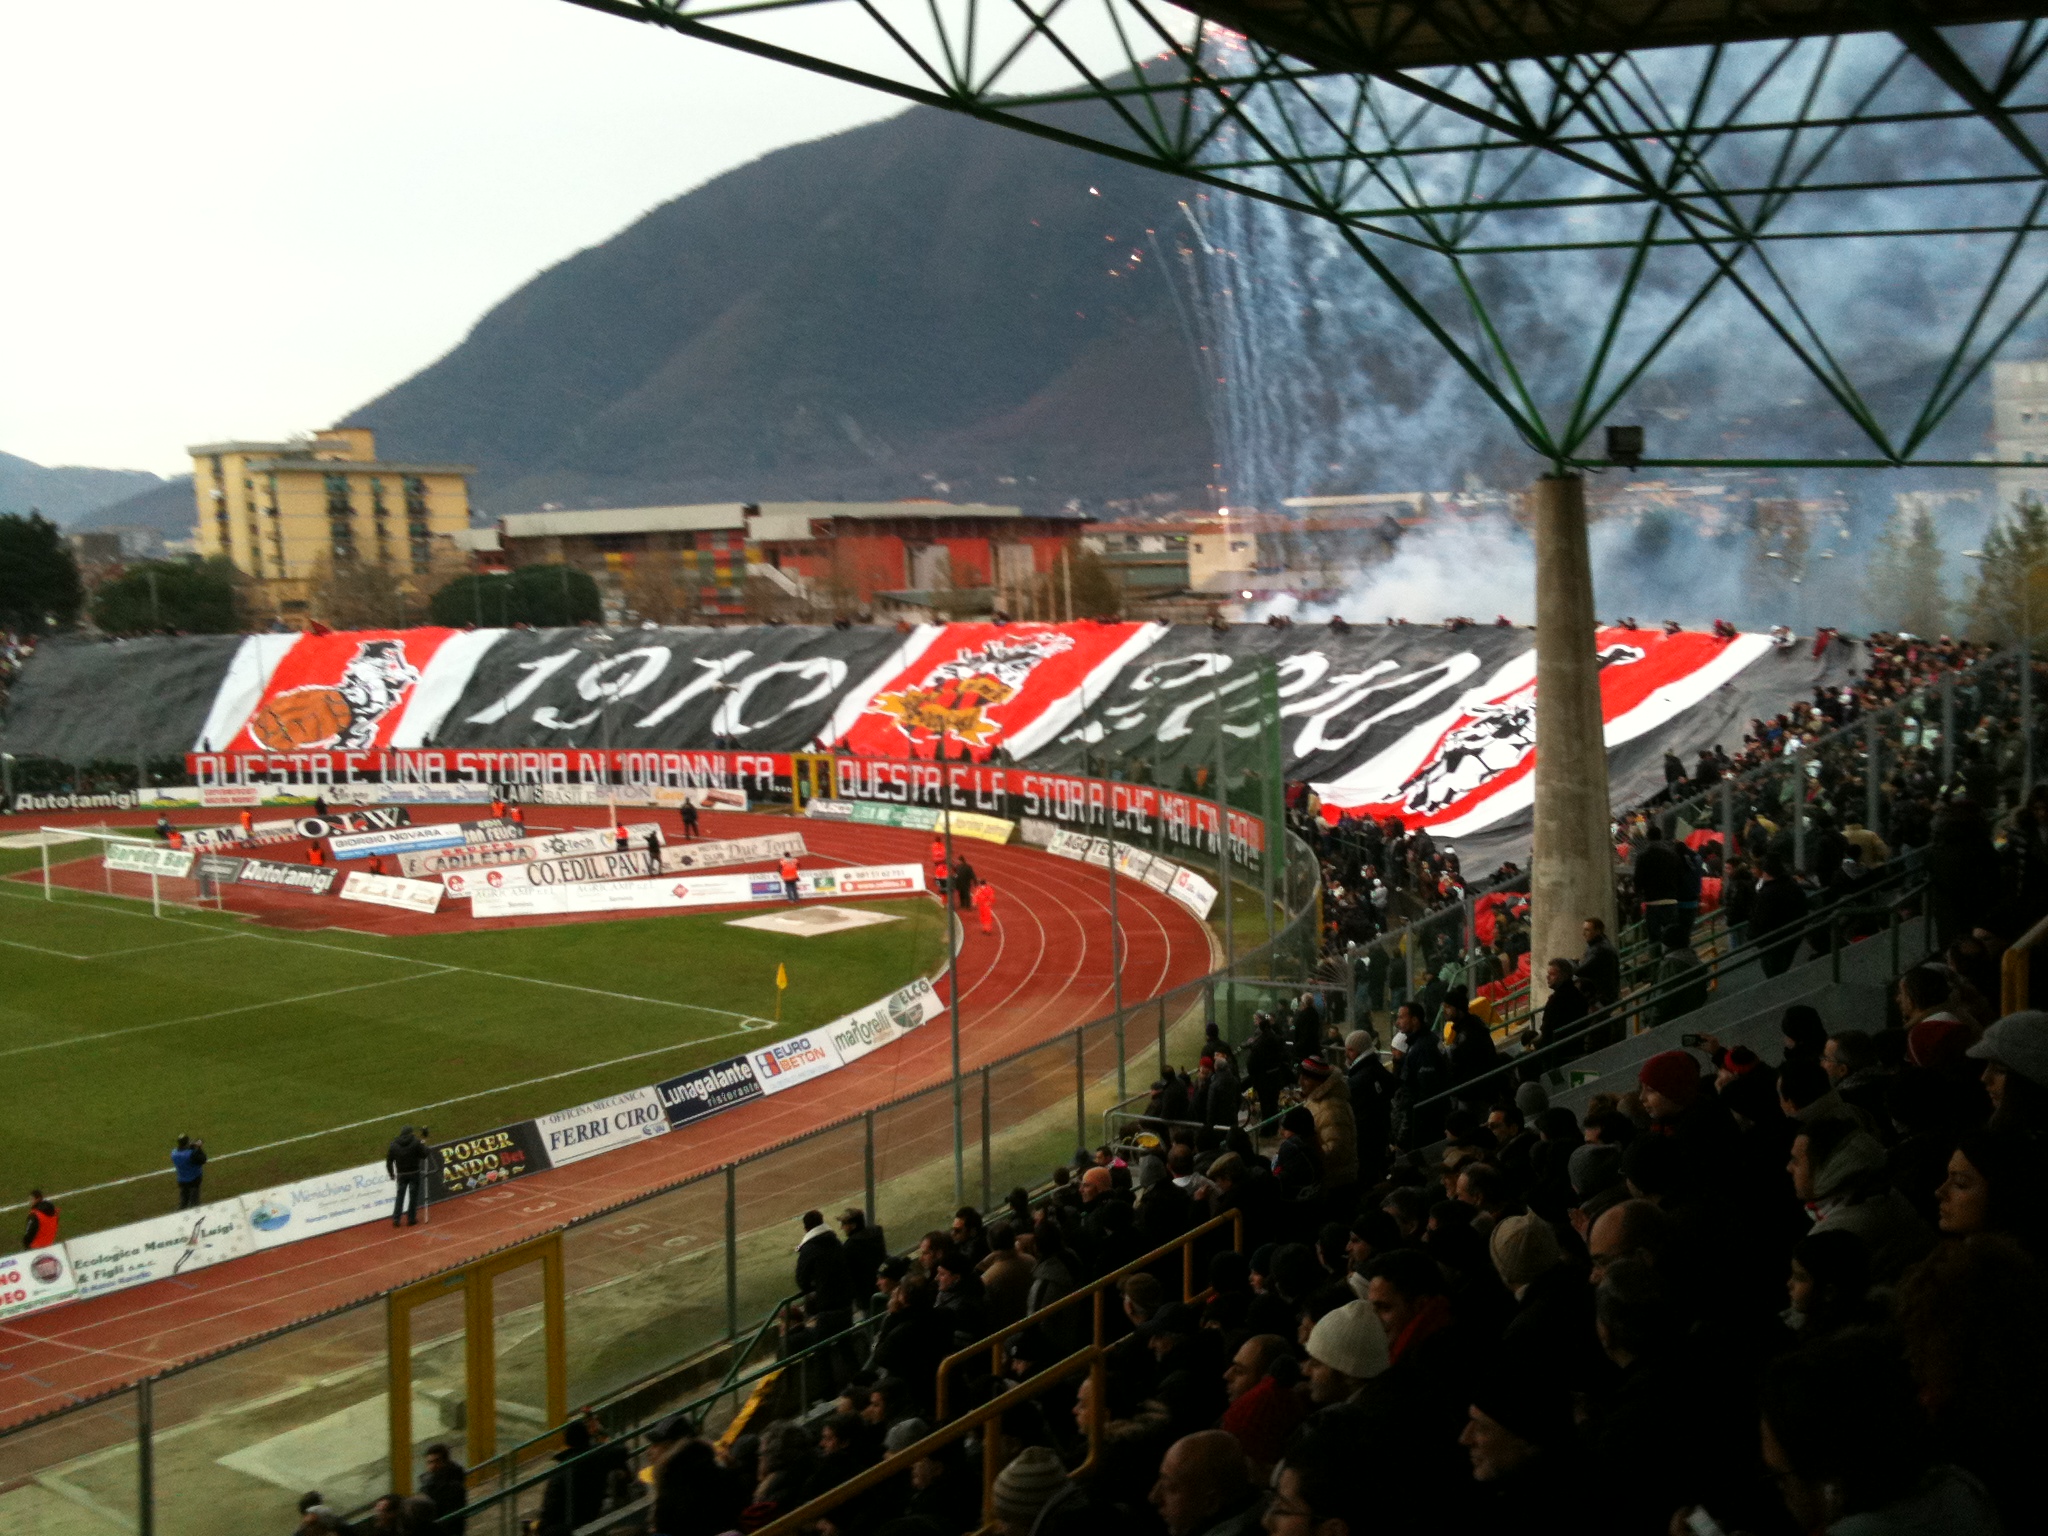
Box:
[775,962,788,1024]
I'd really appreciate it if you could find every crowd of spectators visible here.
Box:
[613,954,2046,1536]
[0,630,36,712]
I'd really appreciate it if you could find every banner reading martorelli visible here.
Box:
[428,1121,551,1199]
[825,978,942,1065]
[532,1086,669,1166]
[655,1056,765,1127]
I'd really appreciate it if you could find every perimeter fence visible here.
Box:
[0,812,1320,1536]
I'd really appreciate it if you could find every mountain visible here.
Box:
[70,475,197,539]
[0,451,163,526]
[347,107,1215,515]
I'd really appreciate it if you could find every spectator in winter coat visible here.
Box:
[1244,1013,1290,1128]
[794,1209,853,1331]
[837,1209,887,1286]
[1297,1058,1358,1194]
[1751,858,1811,976]
[976,1220,1034,1329]
[1789,1117,1933,1282]
[1578,917,1621,1009]
[170,1135,207,1210]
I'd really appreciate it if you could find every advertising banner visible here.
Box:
[0,1246,78,1320]
[1143,856,1178,893]
[339,870,445,914]
[237,859,340,896]
[239,1163,394,1250]
[1167,867,1220,920]
[747,1031,845,1095]
[199,785,265,807]
[797,863,924,900]
[805,797,1017,843]
[1114,845,1156,882]
[654,1056,765,1127]
[327,819,516,860]
[529,783,749,811]
[397,822,658,879]
[661,832,807,871]
[531,1087,670,1167]
[196,854,248,885]
[821,977,942,1066]
[324,782,497,805]
[428,1122,551,1200]
[104,842,194,878]
[467,870,761,919]
[65,1205,255,1300]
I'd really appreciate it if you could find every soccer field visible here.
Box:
[0,846,947,1239]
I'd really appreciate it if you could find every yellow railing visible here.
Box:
[934,1207,1243,1421]
[2004,912,2048,1013]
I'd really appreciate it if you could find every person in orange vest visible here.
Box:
[167,829,185,851]
[22,1191,58,1249]
[308,843,326,867]
[779,854,802,904]
[510,804,526,829]
[491,795,507,820]
[368,854,387,876]
[929,837,948,891]
[973,880,996,935]
[238,808,254,839]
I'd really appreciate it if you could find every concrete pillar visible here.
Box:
[1529,474,1617,1010]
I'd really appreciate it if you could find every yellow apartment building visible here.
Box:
[188,427,474,614]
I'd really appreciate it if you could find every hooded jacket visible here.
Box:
[1302,1071,1359,1188]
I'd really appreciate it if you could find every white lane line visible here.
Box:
[85,934,241,960]
[0,936,89,959]
[0,972,451,1061]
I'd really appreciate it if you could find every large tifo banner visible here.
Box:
[4,620,1835,851]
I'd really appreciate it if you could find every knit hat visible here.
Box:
[1488,1213,1565,1292]
[884,1417,931,1455]
[1568,1142,1624,1198]
[993,1446,1070,1526]
[1908,1015,1974,1072]
[1637,1049,1702,1109]
[1967,1011,2048,1088]
[1080,1166,1113,1195]
[1514,1082,1550,1118]
[1299,1056,1333,1081]
[1469,1363,1573,1448]
[1345,1030,1372,1055]
[1721,1045,1762,1076]
[1305,1299,1390,1381]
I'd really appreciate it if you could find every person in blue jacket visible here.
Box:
[171,1135,207,1209]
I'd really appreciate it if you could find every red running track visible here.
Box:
[0,805,1215,1428]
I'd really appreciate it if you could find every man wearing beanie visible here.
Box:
[993,1445,1072,1536]
[1303,1298,1390,1405]
[1460,1364,1579,1505]
[1567,1143,1628,1237]
[1636,1049,1737,1187]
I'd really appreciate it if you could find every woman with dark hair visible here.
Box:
[1935,1124,2046,1252]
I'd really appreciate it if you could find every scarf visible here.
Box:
[1389,1294,1455,1363]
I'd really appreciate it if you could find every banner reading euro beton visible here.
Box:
[215,628,483,756]
[1312,628,1774,837]
[826,621,1163,761]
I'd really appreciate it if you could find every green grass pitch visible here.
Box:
[0,846,947,1239]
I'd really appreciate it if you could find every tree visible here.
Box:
[0,512,84,631]
[307,554,414,630]
[426,563,601,627]
[1965,498,2048,648]
[1865,499,1948,636]
[88,558,240,634]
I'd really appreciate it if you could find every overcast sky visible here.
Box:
[1,1,919,476]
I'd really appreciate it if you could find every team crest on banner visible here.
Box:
[226,629,460,754]
[867,630,1075,748]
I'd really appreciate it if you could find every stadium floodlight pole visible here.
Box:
[938,726,964,1206]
